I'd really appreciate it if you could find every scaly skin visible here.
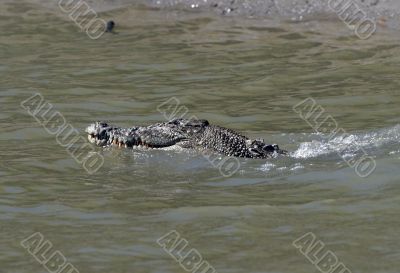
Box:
[86,118,287,158]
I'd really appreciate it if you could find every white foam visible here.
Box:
[292,125,400,159]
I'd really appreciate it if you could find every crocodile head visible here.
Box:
[85,119,209,149]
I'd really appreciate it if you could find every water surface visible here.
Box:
[1,1,400,273]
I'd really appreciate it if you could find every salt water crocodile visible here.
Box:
[86,118,287,159]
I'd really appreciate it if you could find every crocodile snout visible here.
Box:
[85,122,113,146]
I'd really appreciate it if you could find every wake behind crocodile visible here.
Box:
[291,124,400,159]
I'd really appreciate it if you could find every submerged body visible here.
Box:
[86,118,287,159]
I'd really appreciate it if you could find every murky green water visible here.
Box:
[1,1,400,273]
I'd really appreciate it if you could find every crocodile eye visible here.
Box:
[169,119,183,125]
[203,120,209,126]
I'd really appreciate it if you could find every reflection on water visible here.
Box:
[1,1,400,273]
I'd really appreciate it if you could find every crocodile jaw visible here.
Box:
[85,122,183,149]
